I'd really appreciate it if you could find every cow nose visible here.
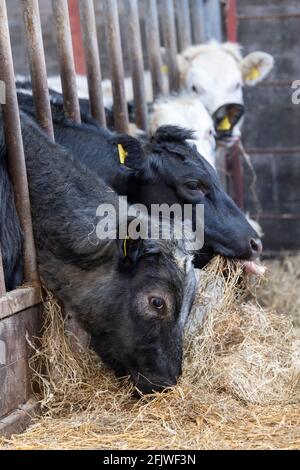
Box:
[250,238,263,258]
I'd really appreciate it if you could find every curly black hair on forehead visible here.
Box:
[150,125,195,144]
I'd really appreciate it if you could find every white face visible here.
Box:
[150,96,217,168]
[185,49,244,115]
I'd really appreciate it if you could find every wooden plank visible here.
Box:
[238,16,300,81]
[0,305,42,418]
[0,287,42,320]
[0,398,39,437]
[242,85,300,150]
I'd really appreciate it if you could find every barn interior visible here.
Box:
[0,0,299,451]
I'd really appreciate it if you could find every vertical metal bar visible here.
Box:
[230,144,244,209]
[190,0,205,44]
[78,0,106,127]
[144,0,164,99]
[103,0,129,134]
[125,0,148,132]
[175,0,192,52]
[0,0,38,285]
[52,0,81,123]
[22,0,54,139]
[159,0,179,92]
[204,0,223,42]
[0,247,6,296]
[215,147,228,191]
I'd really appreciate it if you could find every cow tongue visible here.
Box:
[241,261,266,276]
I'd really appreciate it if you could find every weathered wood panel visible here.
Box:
[0,305,42,419]
[0,398,39,437]
[242,85,300,150]
[238,0,300,254]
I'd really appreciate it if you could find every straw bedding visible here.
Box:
[0,256,299,450]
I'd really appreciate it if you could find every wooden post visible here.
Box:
[159,0,180,92]
[22,0,54,139]
[103,0,129,133]
[0,0,38,285]
[78,0,106,127]
[52,0,81,123]
[144,0,165,99]
[174,0,192,52]
[125,0,148,132]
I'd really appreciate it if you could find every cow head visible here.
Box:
[177,41,274,145]
[124,126,262,262]
[89,237,196,394]
[149,95,217,168]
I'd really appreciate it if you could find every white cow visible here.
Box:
[177,41,274,144]
[47,70,169,109]
[149,94,216,168]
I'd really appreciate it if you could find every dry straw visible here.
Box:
[1,256,299,450]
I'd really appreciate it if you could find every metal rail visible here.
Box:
[52,0,81,123]
[125,0,148,132]
[22,0,54,139]
[0,0,39,285]
[78,0,106,126]
[103,0,129,133]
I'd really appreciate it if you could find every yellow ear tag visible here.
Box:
[161,64,169,74]
[118,144,128,165]
[246,66,261,81]
[218,116,231,131]
[123,236,129,257]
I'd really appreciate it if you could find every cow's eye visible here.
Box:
[149,296,165,310]
[191,85,197,93]
[235,82,242,91]
[185,181,207,194]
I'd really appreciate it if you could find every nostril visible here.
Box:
[250,238,263,256]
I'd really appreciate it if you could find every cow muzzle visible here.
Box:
[213,103,245,143]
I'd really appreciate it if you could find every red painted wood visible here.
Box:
[226,0,237,42]
[68,0,86,75]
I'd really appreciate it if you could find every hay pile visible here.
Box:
[0,256,299,450]
[256,255,300,327]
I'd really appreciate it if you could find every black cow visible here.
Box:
[17,90,262,268]
[0,120,23,291]
[0,111,197,394]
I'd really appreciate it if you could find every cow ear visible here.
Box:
[110,133,147,169]
[241,52,274,86]
[117,236,144,271]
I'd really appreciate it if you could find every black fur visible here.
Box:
[0,110,196,394]
[0,113,23,290]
